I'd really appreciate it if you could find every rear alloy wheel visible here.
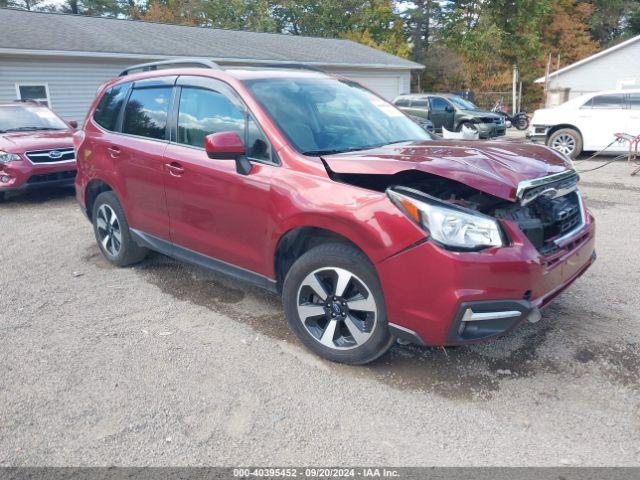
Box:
[92,191,148,267]
[548,128,582,159]
[283,243,395,364]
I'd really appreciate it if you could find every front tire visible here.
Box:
[548,128,582,159]
[92,191,148,267]
[282,243,395,365]
[515,116,529,130]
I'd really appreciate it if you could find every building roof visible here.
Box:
[534,35,640,83]
[0,8,423,70]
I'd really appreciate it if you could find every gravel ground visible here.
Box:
[0,157,639,467]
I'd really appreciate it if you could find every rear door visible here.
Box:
[578,93,628,152]
[406,98,430,120]
[162,76,276,275]
[113,77,174,240]
[428,96,455,131]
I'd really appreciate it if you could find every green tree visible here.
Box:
[202,0,277,31]
[60,0,122,16]
[581,0,640,46]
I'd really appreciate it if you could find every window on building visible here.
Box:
[15,84,51,107]
[123,87,171,140]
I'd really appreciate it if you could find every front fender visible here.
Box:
[268,181,425,273]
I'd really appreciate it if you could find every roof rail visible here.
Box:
[119,58,221,77]
[259,63,325,73]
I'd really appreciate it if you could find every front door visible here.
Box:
[162,78,276,276]
[428,96,455,132]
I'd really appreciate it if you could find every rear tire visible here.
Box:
[282,243,395,365]
[548,128,582,159]
[92,191,148,267]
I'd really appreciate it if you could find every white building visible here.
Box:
[0,8,423,121]
[535,35,640,106]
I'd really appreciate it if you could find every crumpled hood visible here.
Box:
[0,130,74,153]
[322,140,572,201]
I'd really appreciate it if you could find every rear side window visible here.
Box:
[93,84,127,131]
[628,94,640,109]
[123,87,171,140]
[394,98,410,107]
[412,99,430,108]
[588,94,626,109]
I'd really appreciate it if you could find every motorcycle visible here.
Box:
[491,99,530,131]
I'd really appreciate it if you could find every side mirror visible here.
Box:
[68,120,78,129]
[204,131,252,175]
[445,106,454,113]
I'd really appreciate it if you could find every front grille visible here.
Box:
[26,170,77,184]
[495,174,585,255]
[25,148,75,164]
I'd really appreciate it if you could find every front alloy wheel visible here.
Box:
[282,243,394,364]
[297,267,377,350]
[550,133,576,156]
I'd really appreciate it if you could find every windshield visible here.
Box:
[0,105,68,133]
[448,97,480,111]
[244,77,430,155]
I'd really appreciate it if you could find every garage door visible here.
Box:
[344,76,400,100]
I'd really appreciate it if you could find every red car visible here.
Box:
[0,101,77,201]
[75,60,595,365]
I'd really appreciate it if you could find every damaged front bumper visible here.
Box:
[379,211,596,346]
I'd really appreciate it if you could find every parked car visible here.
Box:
[393,93,506,139]
[75,60,595,365]
[529,89,640,159]
[406,114,435,134]
[0,101,77,201]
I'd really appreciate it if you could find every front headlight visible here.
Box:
[388,187,504,250]
[0,151,21,163]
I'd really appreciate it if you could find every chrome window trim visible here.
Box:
[515,169,578,201]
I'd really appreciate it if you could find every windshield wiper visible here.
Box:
[303,140,414,157]
[5,127,64,132]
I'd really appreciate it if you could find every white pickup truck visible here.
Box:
[528,89,640,158]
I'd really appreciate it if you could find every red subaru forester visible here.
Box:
[0,101,77,201]
[75,59,596,364]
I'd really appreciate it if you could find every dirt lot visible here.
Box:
[0,158,639,466]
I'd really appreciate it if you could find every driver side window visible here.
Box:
[430,97,450,111]
[177,86,273,163]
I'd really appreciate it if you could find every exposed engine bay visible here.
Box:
[325,167,583,255]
